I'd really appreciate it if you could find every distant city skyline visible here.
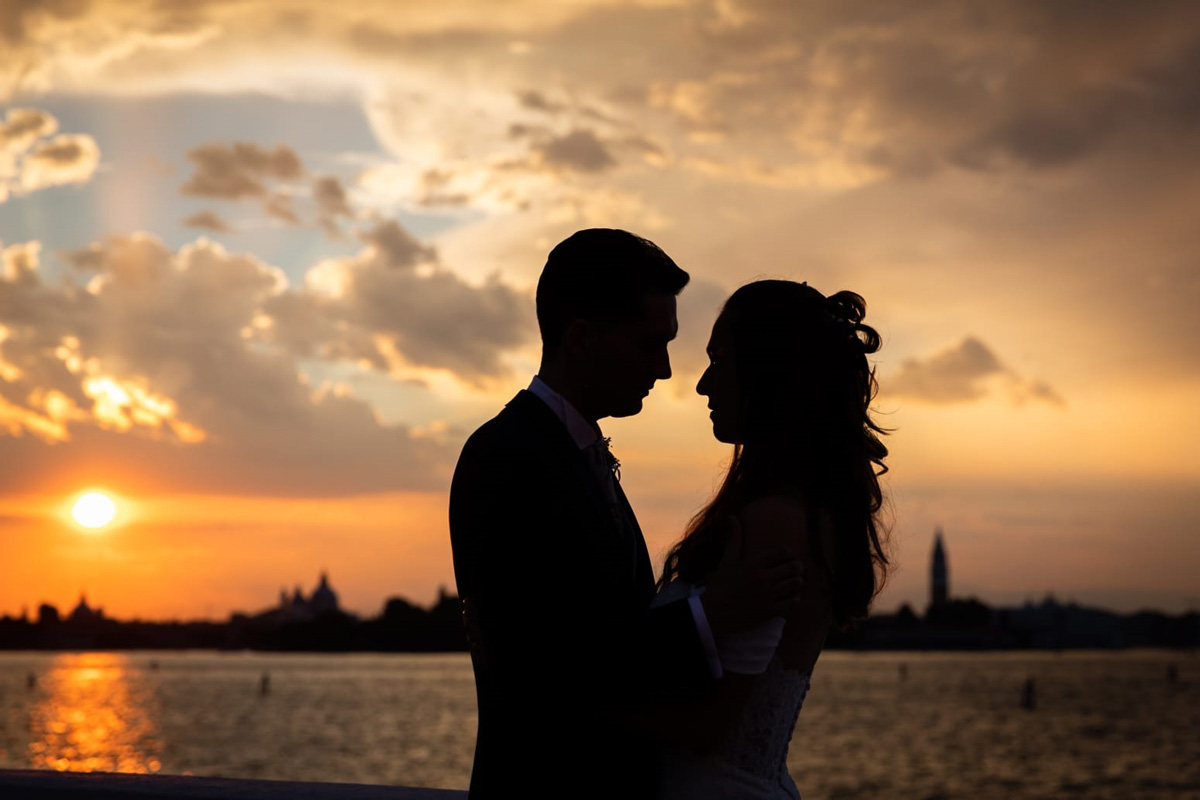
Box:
[10,571,375,623]
[5,567,1194,655]
[8,533,1197,624]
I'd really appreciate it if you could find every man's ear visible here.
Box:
[563,318,598,360]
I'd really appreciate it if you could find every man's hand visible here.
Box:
[700,516,803,638]
[462,595,488,670]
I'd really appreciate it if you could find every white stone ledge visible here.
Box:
[0,770,466,800]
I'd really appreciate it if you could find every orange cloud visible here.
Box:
[1,232,462,496]
[883,336,1064,407]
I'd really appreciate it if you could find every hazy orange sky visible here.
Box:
[2,0,1198,620]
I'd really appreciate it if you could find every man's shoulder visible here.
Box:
[463,391,540,445]
[450,391,564,511]
[456,390,561,465]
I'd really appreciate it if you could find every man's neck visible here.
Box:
[535,369,601,430]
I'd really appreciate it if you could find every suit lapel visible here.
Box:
[509,391,644,585]
[613,479,655,598]
[508,391,620,532]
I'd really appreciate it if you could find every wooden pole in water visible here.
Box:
[1020,676,1036,710]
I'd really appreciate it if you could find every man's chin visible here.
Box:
[609,398,645,418]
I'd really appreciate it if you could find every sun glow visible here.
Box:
[72,492,117,530]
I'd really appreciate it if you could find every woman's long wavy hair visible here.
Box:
[659,280,890,628]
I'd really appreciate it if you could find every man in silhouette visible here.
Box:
[449,229,801,799]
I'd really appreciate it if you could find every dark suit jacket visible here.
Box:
[449,390,711,799]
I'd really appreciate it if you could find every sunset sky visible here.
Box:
[2,0,1198,621]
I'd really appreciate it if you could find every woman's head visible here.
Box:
[666,279,890,627]
[697,280,882,450]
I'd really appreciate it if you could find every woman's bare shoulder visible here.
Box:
[737,494,808,551]
[740,493,807,522]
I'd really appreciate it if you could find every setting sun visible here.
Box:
[72,492,117,530]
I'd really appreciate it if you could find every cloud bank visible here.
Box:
[0,218,532,495]
[884,336,1063,407]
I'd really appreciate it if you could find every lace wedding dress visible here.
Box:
[653,581,812,800]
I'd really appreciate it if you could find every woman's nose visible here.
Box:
[657,351,672,381]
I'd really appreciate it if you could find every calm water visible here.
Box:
[1,650,1197,798]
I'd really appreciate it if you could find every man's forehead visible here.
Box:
[638,292,678,335]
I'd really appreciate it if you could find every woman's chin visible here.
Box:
[710,424,736,445]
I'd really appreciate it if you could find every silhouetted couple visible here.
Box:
[449,229,889,799]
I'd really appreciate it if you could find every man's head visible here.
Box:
[536,228,689,420]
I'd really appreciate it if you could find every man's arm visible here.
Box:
[453,441,719,714]
[620,499,819,752]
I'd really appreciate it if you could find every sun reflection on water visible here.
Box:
[28,653,162,774]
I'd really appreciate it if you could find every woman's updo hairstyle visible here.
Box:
[660,280,890,628]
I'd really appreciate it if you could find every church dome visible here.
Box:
[311,572,339,614]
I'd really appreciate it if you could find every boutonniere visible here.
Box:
[600,436,621,481]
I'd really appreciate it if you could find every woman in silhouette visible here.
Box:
[652,279,891,799]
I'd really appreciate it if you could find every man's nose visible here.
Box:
[657,350,672,380]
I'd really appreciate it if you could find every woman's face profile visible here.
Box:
[696,316,742,444]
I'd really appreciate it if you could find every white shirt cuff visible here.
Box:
[717,616,785,675]
[687,594,723,679]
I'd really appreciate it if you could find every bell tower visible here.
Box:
[931,528,949,608]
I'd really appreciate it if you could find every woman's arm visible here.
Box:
[620,495,831,753]
[740,495,832,673]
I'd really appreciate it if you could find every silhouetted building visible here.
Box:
[37,604,59,625]
[69,594,103,622]
[274,572,342,622]
[311,572,339,615]
[931,528,948,609]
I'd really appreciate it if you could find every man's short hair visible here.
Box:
[536,228,689,355]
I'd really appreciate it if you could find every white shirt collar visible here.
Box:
[527,375,601,450]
